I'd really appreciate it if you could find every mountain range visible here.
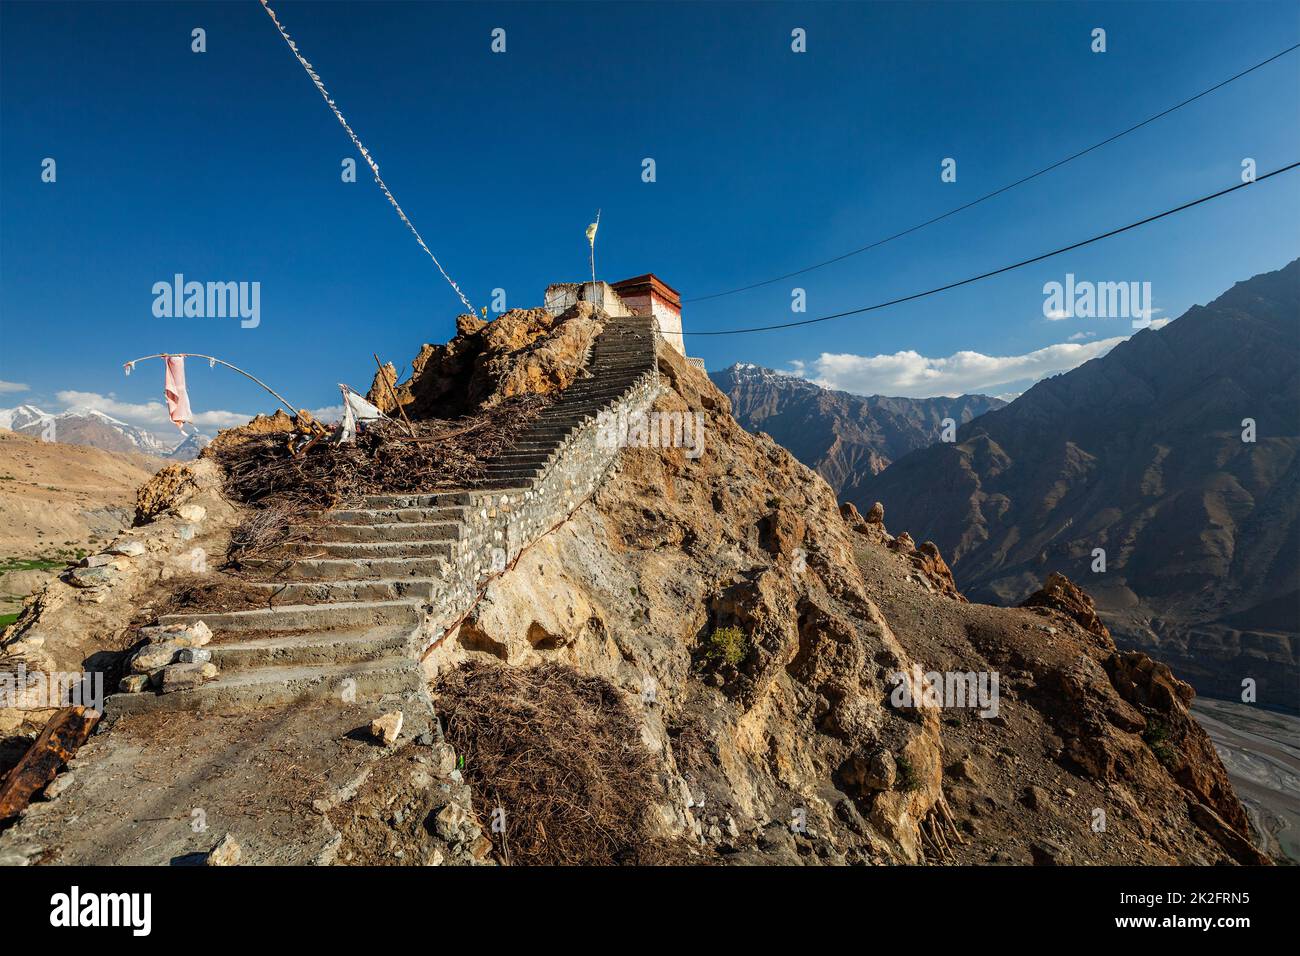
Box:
[709,364,1005,509]
[0,404,210,460]
[858,260,1299,709]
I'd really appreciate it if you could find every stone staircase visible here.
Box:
[105,315,660,717]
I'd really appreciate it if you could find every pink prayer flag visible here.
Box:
[164,355,193,430]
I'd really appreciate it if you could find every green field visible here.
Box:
[0,557,73,574]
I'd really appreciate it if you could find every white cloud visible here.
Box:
[54,390,255,431]
[1043,309,1071,321]
[0,380,29,393]
[1148,317,1171,330]
[309,405,344,423]
[801,336,1128,398]
[1067,331,1096,341]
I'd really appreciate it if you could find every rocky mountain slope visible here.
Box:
[710,364,1004,511]
[0,302,1269,865]
[0,405,208,459]
[858,261,1300,711]
[417,345,1266,863]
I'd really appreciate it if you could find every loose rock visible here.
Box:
[370,711,404,746]
[206,833,241,866]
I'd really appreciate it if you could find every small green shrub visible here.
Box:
[704,626,748,667]
[1143,718,1178,768]
[895,754,920,792]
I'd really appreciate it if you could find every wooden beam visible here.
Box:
[0,706,99,821]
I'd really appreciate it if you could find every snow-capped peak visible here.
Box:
[0,404,54,431]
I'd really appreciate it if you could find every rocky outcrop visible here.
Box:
[1014,574,1264,863]
[203,409,298,456]
[1020,571,1109,643]
[367,305,603,419]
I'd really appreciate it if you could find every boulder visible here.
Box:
[66,566,118,589]
[117,673,150,693]
[134,463,199,523]
[105,539,147,557]
[129,642,180,674]
[160,661,218,693]
[140,621,212,648]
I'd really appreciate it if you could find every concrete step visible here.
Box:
[208,625,415,672]
[243,578,439,603]
[158,599,422,633]
[489,458,552,469]
[283,540,454,559]
[536,409,606,421]
[315,521,464,542]
[487,452,552,463]
[549,387,630,399]
[519,426,578,437]
[105,656,424,715]
[574,367,646,378]
[242,556,447,581]
[467,478,536,490]
[530,416,595,429]
[491,450,553,463]
[539,399,618,413]
[551,389,633,403]
[321,507,467,525]
[483,467,543,479]
[359,492,472,508]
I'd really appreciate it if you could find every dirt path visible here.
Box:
[0,696,433,865]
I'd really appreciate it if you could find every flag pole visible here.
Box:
[121,353,301,419]
[587,209,601,290]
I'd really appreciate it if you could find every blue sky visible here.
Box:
[2,0,1297,438]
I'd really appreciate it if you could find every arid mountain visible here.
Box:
[2,301,1268,865]
[0,430,165,623]
[0,405,208,459]
[166,431,211,461]
[710,364,1004,510]
[859,260,1300,711]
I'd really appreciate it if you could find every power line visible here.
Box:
[684,162,1299,336]
[685,42,1300,304]
[258,1,478,316]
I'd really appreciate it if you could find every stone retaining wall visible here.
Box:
[418,367,662,651]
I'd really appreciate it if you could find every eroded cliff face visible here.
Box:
[423,345,1266,865]
[425,348,951,862]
